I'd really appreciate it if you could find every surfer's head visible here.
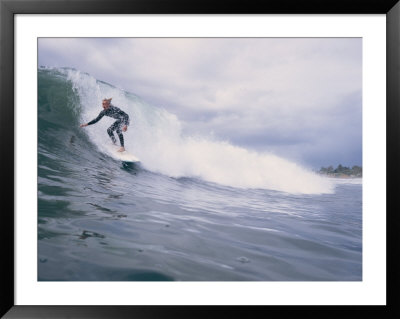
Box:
[102,98,112,109]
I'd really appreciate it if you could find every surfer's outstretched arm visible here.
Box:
[87,110,106,125]
[80,110,106,128]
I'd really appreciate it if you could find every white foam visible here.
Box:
[65,68,334,194]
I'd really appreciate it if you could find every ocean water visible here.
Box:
[38,67,362,281]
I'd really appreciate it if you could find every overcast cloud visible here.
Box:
[39,37,362,168]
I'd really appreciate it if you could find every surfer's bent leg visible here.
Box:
[116,126,124,147]
[107,123,118,144]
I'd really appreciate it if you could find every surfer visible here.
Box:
[80,98,130,152]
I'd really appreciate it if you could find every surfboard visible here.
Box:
[107,144,140,163]
[116,150,140,163]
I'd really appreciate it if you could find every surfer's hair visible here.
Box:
[103,98,112,103]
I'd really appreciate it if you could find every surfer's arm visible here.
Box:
[87,110,106,125]
[122,115,129,131]
[113,106,130,126]
[122,114,130,126]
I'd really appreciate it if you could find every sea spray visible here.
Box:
[61,67,334,194]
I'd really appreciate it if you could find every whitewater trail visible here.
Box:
[60,67,334,195]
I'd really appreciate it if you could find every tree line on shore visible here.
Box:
[318,164,362,177]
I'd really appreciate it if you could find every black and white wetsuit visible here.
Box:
[87,105,130,147]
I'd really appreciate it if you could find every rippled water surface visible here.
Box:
[39,157,362,281]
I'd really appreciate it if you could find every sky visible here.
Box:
[38,38,362,169]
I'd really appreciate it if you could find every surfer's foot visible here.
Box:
[117,147,125,152]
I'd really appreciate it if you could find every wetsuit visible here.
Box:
[88,105,130,147]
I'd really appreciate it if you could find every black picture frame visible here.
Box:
[1,0,399,318]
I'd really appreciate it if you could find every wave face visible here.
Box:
[40,67,333,195]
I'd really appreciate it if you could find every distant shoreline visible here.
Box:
[317,164,362,178]
[318,173,362,179]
